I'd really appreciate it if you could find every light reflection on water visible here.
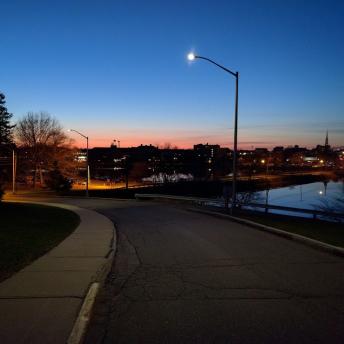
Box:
[255,181,344,211]
[207,180,344,220]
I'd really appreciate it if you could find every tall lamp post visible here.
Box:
[187,52,239,213]
[12,149,17,194]
[68,129,89,197]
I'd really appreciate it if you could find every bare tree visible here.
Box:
[15,112,75,188]
[161,142,172,149]
[161,143,179,150]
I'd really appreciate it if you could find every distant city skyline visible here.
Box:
[2,0,344,149]
[77,130,340,151]
[69,127,340,150]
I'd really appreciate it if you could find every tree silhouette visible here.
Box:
[0,93,15,151]
[15,112,75,188]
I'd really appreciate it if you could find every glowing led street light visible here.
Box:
[187,52,239,214]
[187,52,195,61]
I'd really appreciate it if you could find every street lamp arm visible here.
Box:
[195,55,237,77]
[69,129,88,140]
[188,52,239,213]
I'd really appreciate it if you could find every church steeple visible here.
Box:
[325,130,329,146]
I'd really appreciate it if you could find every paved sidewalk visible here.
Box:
[0,202,115,344]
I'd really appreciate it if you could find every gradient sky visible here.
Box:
[2,0,344,149]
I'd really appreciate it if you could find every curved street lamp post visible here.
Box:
[68,129,89,197]
[187,53,239,213]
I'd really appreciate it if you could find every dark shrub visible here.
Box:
[46,164,72,192]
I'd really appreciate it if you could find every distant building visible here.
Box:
[272,146,284,152]
[254,148,268,154]
[71,131,340,184]
[193,144,230,179]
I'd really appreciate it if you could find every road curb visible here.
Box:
[67,249,116,344]
[67,220,117,344]
[67,282,100,344]
[188,208,344,258]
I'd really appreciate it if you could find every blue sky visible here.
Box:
[1,0,344,148]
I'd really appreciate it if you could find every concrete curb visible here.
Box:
[1,200,117,344]
[67,282,100,344]
[67,230,117,344]
[188,208,344,258]
[67,247,114,344]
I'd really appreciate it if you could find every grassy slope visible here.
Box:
[0,202,80,282]
[235,211,344,248]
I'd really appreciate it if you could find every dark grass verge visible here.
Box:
[229,209,344,248]
[0,202,80,282]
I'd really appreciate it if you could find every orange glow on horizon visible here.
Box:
[70,135,325,150]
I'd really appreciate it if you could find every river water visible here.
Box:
[257,181,344,210]
[207,180,344,220]
[246,180,344,220]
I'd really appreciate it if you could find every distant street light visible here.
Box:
[68,129,89,197]
[187,52,239,213]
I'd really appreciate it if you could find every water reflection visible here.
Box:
[252,180,344,211]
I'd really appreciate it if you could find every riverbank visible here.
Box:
[60,171,338,199]
[236,210,344,248]
[211,207,344,249]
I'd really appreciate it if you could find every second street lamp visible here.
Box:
[188,52,239,213]
[68,129,89,197]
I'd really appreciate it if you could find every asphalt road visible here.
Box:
[6,195,344,343]
[66,198,344,344]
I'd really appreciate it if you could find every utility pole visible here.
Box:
[12,149,17,194]
[69,129,89,197]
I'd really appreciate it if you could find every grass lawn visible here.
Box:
[234,210,344,248]
[0,202,80,282]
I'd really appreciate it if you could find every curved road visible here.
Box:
[10,196,344,343]
[61,198,344,344]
